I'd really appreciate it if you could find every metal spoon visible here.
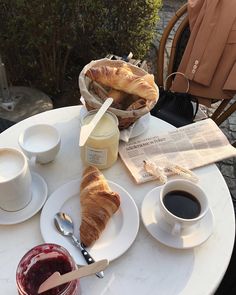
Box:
[54,212,104,278]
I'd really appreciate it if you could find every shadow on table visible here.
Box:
[0,117,15,133]
[215,234,236,295]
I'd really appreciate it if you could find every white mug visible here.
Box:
[159,179,209,236]
[18,124,61,164]
[0,148,32,211]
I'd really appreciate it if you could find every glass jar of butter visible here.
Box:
[80,110,120,169]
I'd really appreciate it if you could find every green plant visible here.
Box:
[0,0,162,100]
[0,0,78,94]
[77,0,162,63]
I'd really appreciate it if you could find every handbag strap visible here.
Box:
[164,71,190,93]
[164,72,199,120]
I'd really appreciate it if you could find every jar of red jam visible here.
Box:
[16,243,81,295]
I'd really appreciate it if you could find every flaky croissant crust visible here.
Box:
[86,65,158,101]
[80,166,120,247]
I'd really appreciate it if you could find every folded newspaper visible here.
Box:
[118,118,236,184]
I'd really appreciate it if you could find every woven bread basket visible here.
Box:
[79,58,159,129]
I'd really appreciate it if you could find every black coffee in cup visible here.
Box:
[163,190,201,219]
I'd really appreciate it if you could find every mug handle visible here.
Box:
[171,222,181,236]
[29,155,37,166]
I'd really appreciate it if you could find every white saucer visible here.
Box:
[0,172,48,225]
[141,186,214,249]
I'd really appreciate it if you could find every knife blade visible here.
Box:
[79,97,113,147]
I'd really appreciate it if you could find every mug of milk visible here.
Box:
[18,124,61,164]
[0,148,32,211]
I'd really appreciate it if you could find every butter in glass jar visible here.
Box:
[80,110,120,169]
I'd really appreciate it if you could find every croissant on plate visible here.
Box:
[79,166,121,247]
[85,65,158,101]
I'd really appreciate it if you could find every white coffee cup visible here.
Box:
[0,148,32,211]
[18,124,61,164]
[159,179,209,236]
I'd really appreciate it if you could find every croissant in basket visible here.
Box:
[79,58,159,129]
[79,166,121,247]
[85,64,158,110]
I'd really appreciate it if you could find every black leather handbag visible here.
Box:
[151,73,199,127]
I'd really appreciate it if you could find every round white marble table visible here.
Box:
[0,106,235,295]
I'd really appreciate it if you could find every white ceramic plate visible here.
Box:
[0,172,48,225]
[129,113,151,139]
[141,186,214,249]
[40,179,139,265]
[119,113,150,142]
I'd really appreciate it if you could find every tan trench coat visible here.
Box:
[171,0,236,106]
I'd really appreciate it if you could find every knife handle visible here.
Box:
[71,235,104,278]
[80,247,95,264]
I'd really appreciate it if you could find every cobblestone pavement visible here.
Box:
[217,110,236,204]
[154,1,236,205]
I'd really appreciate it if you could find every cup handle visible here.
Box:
[171,222,181,236]
[29,156,37,166]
